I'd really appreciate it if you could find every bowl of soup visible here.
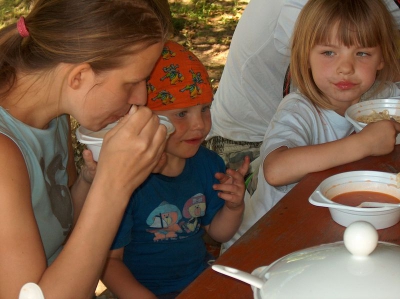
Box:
[309,171,400,229]
[345,98,400,144]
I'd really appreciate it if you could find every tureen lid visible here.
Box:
[257,221,400,299]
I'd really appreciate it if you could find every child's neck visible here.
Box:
[331,98,360,116]
[159,154,186,177]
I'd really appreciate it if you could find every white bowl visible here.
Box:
[309,171,400,229]
[76,116,175,161]
[345,98,400,144]
[76,122,118,161]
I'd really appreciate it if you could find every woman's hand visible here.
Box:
[94,105,167,197]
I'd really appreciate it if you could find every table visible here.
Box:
[177,145,400,298]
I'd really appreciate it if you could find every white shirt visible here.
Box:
[223,83,400,250]
[208,0,400,143]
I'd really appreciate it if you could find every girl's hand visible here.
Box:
[213,156,250,210]
[359,120,400,156]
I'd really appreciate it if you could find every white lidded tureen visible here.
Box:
[212,221,400,299]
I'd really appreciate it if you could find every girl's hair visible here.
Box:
[0,0,172,98]
[290,0,400,109]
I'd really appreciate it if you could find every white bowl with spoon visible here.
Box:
[309,171,400,229]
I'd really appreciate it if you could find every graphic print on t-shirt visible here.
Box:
[181,193,206,232]
[41,155,73,236]
[146,193,206,241]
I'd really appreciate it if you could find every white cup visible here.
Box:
[76,116,175,161]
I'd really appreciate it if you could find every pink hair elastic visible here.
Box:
[17,17,29,38]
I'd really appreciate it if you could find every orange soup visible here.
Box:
[331,191,399,207]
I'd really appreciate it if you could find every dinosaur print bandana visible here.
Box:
[146,40,213,111]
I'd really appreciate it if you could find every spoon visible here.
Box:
[356,202,400,208]
[212,265,265,289]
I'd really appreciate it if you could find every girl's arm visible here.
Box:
[205,157,250,243]
[264,120,400,187]
[101,249,156,299]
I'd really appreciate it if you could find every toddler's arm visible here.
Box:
[264,120,400,187]
[205,156,250,243]
[70,149,97,225]
[101,248,157,299]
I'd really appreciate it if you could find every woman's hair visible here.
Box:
[290,0,400,109]
[0,0,172,97]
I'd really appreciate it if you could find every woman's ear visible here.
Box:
[68,63,94,90]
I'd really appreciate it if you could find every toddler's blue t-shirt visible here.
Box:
[111,146,226,295]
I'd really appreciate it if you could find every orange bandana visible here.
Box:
[146,41,213,111]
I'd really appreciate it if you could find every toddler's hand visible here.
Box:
[80,149,97,184]
[213,156,250,210]
[152,153,167,173]
[360,120,400,156]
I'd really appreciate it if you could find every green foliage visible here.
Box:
[170,0,240,20]
[170,0,246,47]
[0,0,31,28]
